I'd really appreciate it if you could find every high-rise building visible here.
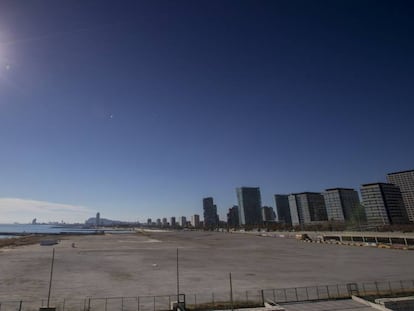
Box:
[203,197,219,228]
[323,188,360,222]
[170,217,176,227]
[227,206,239,227]
[237,187,262,225]
[274,195,291,224]
[147,218,152,225]
[262,206,276,222]
[162,218,168,226]
[387,170,414,223]
[156,218,161,226]
[360,183,409,227]
[191,214,200,228]
[288,192,328,226]
[288,195,300,226]
[96,212,100,227]
[179,216,187,227]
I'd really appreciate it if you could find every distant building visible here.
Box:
[274,195,291,225]
[237,187,262,226]
[96,212,100,227]
[170,217,176,227]
[162,218,168,226]
[387,170,414,223]
[203,197,219,228]
[262,206,276,222]
[360,183,409,227]
[288,192,328,226]
[156,218,161,226]
[227,206,239,227]
[179,216,187,227]
[147,218,152,226]
[323,188,360,222]
[191,214,200,228]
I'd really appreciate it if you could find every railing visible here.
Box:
[0,280,413,311]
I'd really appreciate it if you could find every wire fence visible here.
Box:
[1,280,413,311]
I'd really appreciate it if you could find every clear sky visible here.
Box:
[0,1,413,223]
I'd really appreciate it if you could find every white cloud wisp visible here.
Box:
[0,198,93,224]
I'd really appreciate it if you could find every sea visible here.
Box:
[0,224,100,239]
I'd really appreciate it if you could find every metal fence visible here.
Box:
[1,280,414,311]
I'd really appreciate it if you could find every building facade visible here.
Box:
[387,170,414,223]
[288,194,300,226]
[262,206,276,222]
[191,214,200,228]
[288,192,328,226]
[323,188,360,222]
[227,205,239,227]
[170,217,176,227]
[203,197,219,228]
[236,187,262,226]
[274,194,291,225]
[96,212,100,227]
[178,216,187,227]
[360,183,409,227]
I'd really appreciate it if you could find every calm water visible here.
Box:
[0,224,133,239]
[0,224,97,237]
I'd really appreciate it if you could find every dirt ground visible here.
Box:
[0,231,413,301]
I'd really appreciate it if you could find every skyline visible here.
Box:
[0,167,411,224]
[1,1,414,223]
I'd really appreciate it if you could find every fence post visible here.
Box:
[362,283,366,295]
[305,287,309,300]
[63,298,66,311]
[261,290,265,306]
[246,291,248,303]
[153,296,156,311]
[121,297,124,311]
[272,289,276,302]
[194,294,197,308]
[327,286,330,299]
[294,288,298,301]
[137,297,139,311]
[88,298,91,311]
[316,286,319,300]
[375,282,379,295]
[212,293,215,305]
[105,298,108,311]
[389,281,393,295]
[283,289,287,302]
[18,300,22,311]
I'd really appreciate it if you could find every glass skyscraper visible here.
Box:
[236,187,262,225]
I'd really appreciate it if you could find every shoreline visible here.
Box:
[0,234,66,249]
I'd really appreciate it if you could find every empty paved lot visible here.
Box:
[0,231,413,301]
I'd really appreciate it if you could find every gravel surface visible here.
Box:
[0,231,413,301]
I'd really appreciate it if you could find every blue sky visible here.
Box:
[0,1,413,223]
